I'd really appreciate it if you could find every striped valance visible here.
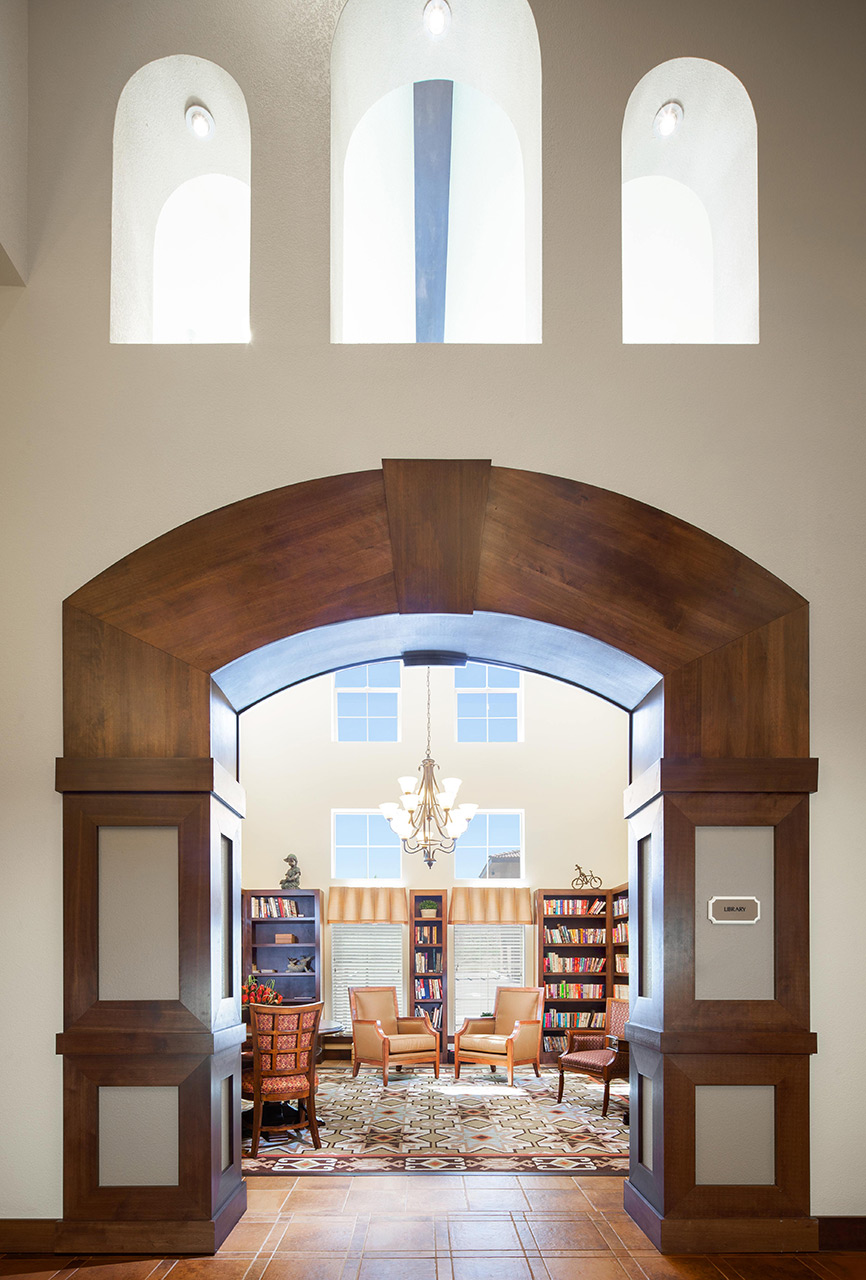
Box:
[327,886,409,923]
[448,887,534,924]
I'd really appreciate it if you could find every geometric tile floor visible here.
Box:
[3,1176,862,1279]
[243,1064,630,1175]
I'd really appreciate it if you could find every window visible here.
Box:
[330,922,404,1029]
[111,55,251,344]
[334,661,401,741]
[454,811,523,880]
[455,662,521,742]
[333,812,402,879]
[452,923,524,1027]
[622,57,758,344]
[331,0,541,344]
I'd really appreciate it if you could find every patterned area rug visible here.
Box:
[242,1064,629,1175]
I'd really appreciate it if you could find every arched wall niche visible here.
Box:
[57,461,818,1256]
[622,57,758,344]
[111,54,251,344]
[331,0,541,343]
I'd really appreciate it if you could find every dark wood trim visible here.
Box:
[0,1219,58,1251]
[56,1179,246,1254]
[55,757,246,817]
[623,1182,818,1253]
[624,1026,817,1055]
[818,1218,866,1250]
[383,458,491,614]
[624,756,819,816]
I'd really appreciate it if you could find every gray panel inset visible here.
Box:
[221,834,233,1001]
[694,826,774,1001]
[640,1074,653,1170]
[99,826,180,1001]
[695,1084,775,1185]
[638,834,652,998]
[221,1076,232,1172]
[99,1086,179,1186]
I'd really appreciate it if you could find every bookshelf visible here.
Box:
[410,889,448,1052]
[242,887,322,1005]
[536,883,629,1063]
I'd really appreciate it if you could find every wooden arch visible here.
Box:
[56,461,818,1254]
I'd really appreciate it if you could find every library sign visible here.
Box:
[707,896,761,925]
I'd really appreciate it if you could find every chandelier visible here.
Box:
[379,667,477,869]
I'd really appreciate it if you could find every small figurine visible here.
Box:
[286,955,313,973]
[280,853,301,890]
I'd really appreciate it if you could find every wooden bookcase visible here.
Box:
[536,884,629,1063]
[242,887,322,1005]
[409,889,448,1051]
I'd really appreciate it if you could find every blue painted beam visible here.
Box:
[414,79,454,344]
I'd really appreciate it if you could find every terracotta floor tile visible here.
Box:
[600,1214,655,1252]
[519,1177,586,1190]
[0,1266,81,1280]
[72,1262,168,1280]
[461,1177,520,1189]
[626,1256,733,1279]
[243,1190,290,1217]
[407,1177,465,1190]
[220,1222,286,1256]
[450,1257,536,1279]
[716,1257,819,1280]
[544,1258,633,1280]
[464,1189,529,1212]
[447,1220,523,1252]
[798,1260,866,1280]
[164,1262,259,1280]
[278,1190,348,1214]
[406,1190,468,1213]
[525,1190,595,1214]
[362,1218,436,1254]
[526,1218,610,1253]
[271,1217,356,1254]
[243,1178,298,1192]
[285,1176,351,1190]
[356,1259,437,1280]
[260,1259,346,1280]
[572,1183,626,1213]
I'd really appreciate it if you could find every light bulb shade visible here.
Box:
[401,795,418,811]
[456,803,478,818]
[441,777,462,796]
[423,0,451,37]
[438,792,457,811]
[379,802,399,819]
[398,776,418,794]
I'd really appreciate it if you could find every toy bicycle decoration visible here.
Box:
[571,864,602,890]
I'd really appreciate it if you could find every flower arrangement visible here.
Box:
[242,974,283,1005]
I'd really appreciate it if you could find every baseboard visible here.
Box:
[54,1183,246,1256]
[0,1219,58,1252]
[622,1182,819,1254]
[818,1217,866,1250]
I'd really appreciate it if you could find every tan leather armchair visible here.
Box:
[454,986,544,1087]
[349,986,440,1085]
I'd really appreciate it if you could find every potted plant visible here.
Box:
[419,899,438,919]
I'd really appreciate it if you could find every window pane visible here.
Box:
[459,815,487,846]
[489,813,521,846]
[334,847,367,878]
[367,692,398,717]
[335,666,367,688]
[454,662,486,688]
[455,846,489,878]
[454,812,522,879]
[457,718,487,743]
[368,717,397,743]
[338,718,368,742]
[487,693,517,718]
[488,718,518,743]
[337,692,368,717]
[457,692,488,718]
[336,813,368,844]
[368,661,401,687]
[368,846,401,878]
[487,666,520,687]
[368,814,397,844]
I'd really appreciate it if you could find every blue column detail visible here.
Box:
[414,79,454,344]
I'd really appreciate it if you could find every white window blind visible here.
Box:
[330,922,404,1030]
[452,924,525,1027]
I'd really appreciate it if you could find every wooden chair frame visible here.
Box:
[454,985,544,1087]
[557,997,629,1116]
[348,985,440,1085]
[244,1000,323,1155]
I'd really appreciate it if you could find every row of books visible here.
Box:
[545,982,605,999]
[414,925,441,945]
[545,953,605,974]
[614,983,629,999]
[250,896,302,918]
[615,954,629,974]
[542,1035,569,1053]
[612,921,629,943]
[416,1003,443,1029]
[413,953,442,974]
[544,1010,607,1029]
[542,897,606,917]
[543,926,606,944]
[414,977,442,999]
[613,894,629,918]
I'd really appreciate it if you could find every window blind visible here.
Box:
[330,922,404,1030]
[452,923,525,1027]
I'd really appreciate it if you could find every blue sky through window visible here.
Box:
[334,811,402,879]
[455,662,520,742]
[454,811,522,879]
[335,661,401,741]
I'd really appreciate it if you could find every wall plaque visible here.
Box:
[708,896,760,924]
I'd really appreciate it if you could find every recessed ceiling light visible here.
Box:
[653,101,683,139]
[423,0,451,37]
[185,104,215,139]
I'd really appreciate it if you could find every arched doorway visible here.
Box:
[55,460,817,1253]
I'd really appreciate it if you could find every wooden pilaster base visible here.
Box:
[623,1181,819,1254]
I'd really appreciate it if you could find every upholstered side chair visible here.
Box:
[242,1000,323,1155]
[557,997,629,1116]
[349,985,440,1085]
[454,985,544,1087]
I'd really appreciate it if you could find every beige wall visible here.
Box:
[0,0,864,1219]
[240,666,629,1023]
[0,0,27,282]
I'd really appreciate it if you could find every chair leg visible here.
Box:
[395,1064,403,1072]
[352,1057,360,1078]
[507,1062,514,1087]
[557,1071,565,1103]
[532,1061,540,1077]
[434,1052,439,1079]
[602,1081,610,1117]
[251,1097,263,1158]
[490,1064,497,1073]
[454,1054,460,1080]
[307,1092,321,1149]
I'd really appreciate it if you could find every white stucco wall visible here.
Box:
[0,0,864,1220]
[0,0,27,282]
